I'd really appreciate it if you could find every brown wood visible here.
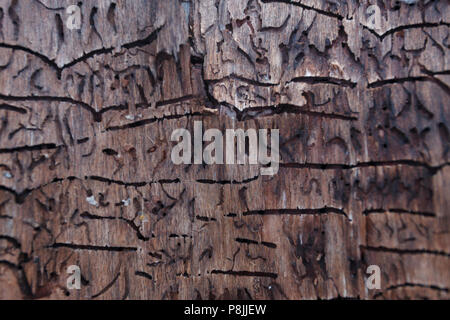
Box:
[0,0,449,299]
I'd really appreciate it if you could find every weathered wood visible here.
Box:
[0,0,449,299]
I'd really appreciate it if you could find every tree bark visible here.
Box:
[0,0,449,299]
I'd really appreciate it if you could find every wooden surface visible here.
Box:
[0,0,449,299]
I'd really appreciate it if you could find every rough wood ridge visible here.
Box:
[0,0,449,299]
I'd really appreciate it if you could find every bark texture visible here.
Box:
[0,0,449,299]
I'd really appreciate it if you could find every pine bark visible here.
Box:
[0,0,449,299]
